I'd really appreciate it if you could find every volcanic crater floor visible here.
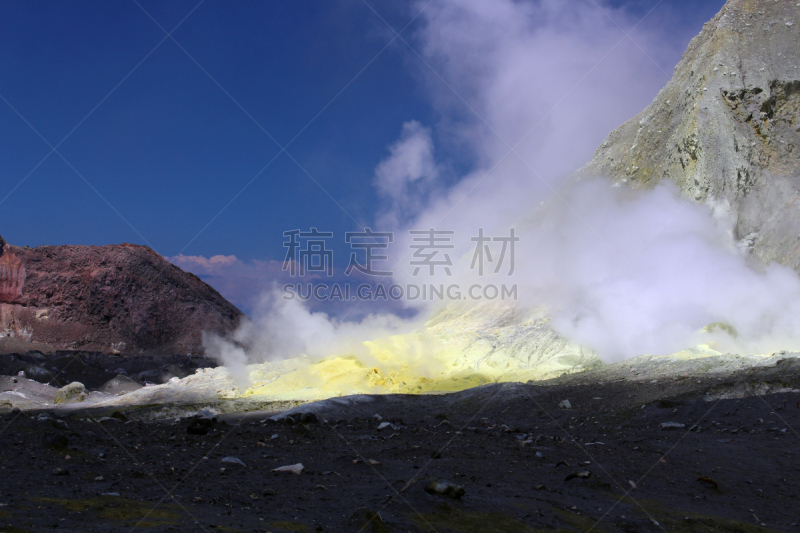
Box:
[1,377,799,533]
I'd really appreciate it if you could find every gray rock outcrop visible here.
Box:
[54,382,87,404]
[581,0,800,269]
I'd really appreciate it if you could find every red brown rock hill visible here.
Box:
[0,235,242,355]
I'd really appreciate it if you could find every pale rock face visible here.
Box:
[581,0,800,269]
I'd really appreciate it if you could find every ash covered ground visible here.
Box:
[1,354,799,532]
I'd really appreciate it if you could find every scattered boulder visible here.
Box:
[95,417,122,424]
[424,478,465,499]
[43,434,69,450]
[187,417,215,436]
[272,463,305,475]
[660,422,686,430]
[48,418,68,431]
[98,375,142,396]
[20,364,53,384]
[297,412,318,424]
[54,382,87,404]
[565,470,592,482]
[559,399,572,409]
[161,364,190,382]
[697,476,719,490]
[133,369,164,384]
[348,507,389,533]
[221,456,246,467]
[292,424,314,438]
[281,416,296,426]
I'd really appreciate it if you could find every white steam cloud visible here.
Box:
[374,120,440,228]
[205,288,428,386]
[511,180,800,360]
[205,0,800,379]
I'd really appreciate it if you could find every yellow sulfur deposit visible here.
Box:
[239,305,598,400]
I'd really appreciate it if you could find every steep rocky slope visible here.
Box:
[0,235,242,354]
[582,0,800,269]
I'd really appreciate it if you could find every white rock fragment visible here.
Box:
[272,463,305,475]
[559,399,572,409]
[221,456,246,467]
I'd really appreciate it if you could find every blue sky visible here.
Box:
[0,0,726,312]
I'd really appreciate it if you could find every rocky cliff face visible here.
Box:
[0,236,242,354]
[581,0,800,269]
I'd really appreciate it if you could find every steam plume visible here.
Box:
[205,0,800,379]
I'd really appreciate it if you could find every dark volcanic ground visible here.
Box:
[0,380,798,533]
[0,351,217,389]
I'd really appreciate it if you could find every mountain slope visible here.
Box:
[581,0,800,268]
[0,236,242,354]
